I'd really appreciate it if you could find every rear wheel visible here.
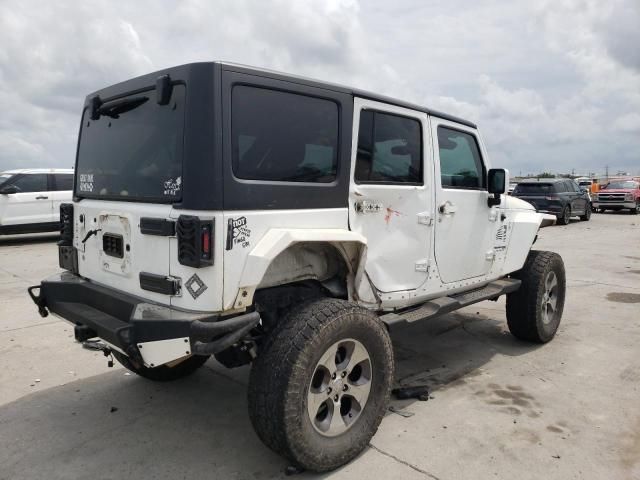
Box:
[248,298,393,472]
[113,351,210,381]
[557,206,571,225]
[579,203,591,221]
[506,250,566,343]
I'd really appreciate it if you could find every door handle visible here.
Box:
[439,201,458,215]
[36,196,49,200]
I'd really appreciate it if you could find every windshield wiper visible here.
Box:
[96,96,149,119]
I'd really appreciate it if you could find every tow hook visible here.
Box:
[27,286,49,317]
[82,340,114,368]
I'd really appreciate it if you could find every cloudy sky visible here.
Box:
[1,0,638,176]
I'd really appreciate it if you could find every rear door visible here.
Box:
[348,98,432,292]
[1,174,52,227]
[431,120,497,283]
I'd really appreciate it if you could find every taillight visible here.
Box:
[201,224,212,261]
[58,203,74,246]
[58,203,78,273]
[177,215,214,268]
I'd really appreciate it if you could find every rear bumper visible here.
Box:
[28,272,259,365]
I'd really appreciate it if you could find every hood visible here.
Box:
[503,195,536,211]
[599,189,635,194]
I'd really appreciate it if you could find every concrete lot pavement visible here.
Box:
[0,213,639,480]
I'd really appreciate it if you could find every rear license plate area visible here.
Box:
[103,233,124,258]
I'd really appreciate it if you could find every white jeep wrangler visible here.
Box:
[29,62,565,472]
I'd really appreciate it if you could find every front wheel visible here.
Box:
[248,298,393,472]
[631,201,640,215]
[506,250,566,343]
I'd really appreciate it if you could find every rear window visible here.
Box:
[232,86,339,183]
[75,85,186,202]
[513,183,554,194]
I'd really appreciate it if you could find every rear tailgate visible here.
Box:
[74,200,173,306]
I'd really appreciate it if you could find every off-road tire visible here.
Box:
[506,250,566,343]
[556,206,571,225]
[579,203,591,221]
[247,298,393,472]
[112,351,210,381]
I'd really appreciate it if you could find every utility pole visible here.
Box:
[605,165,609,181]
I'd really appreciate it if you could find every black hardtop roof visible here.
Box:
[87,61,477,129]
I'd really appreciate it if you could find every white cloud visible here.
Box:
[0,0,638,176]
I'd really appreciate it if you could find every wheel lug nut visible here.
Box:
[342,385,348,391]
[341,371,347,378]
[331,373,336,380]
[327,387,332,394]
[334,394,339,402]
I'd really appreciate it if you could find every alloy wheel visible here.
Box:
[307,339,372,437]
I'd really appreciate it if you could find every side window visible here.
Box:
[10,174,48,193]
[232,86,339,183]
[555,182,566,193]
[355,110,422,184]
[437,127,486,189]
[55,174,74,191]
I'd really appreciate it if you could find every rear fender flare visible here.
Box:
[231,228,374,309]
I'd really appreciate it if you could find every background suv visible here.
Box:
[512,178,591,225]
[0,168,74,235]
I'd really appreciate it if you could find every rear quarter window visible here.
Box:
[513,183,553,194]
[231,86,339,183]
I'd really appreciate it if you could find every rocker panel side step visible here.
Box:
[380,278,521,329]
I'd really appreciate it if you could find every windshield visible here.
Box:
[0,173,13,187]
[75,85,185,202]
[513,183,554,194]
[603,181,638,190]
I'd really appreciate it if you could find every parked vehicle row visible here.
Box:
[0,169,74,235]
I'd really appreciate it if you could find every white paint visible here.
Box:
[430,117,499,284]
[0,169,73,228]
[348,98,433,293]
[136,337,191,367]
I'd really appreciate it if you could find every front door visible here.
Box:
[348,98,432,293]
[432,119,496,283]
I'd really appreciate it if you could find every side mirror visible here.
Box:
[487,168,509,207]
[0,185,19,195]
